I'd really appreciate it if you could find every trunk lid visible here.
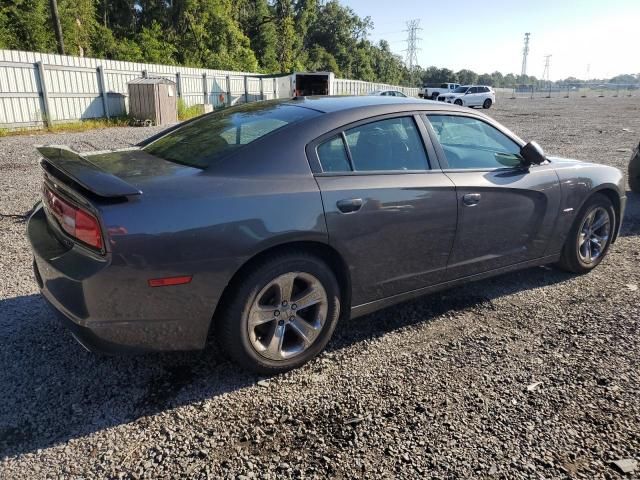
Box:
[37,146,200,199]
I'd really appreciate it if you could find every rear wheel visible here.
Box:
[558,194,615,273]
[454,99,463,106]
[217,253,341,373]
[483,98,492,109]
[431,92,439,100]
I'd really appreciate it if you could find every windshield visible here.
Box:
[452,86,469,93]
[144,101,318,168]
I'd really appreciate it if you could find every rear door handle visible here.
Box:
[336,198,363,213]
[463,193,481,206]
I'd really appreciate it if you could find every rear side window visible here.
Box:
[317,136,351,172]
[345,117,428,171]
[144,101,319,168]
[316,117,429,173]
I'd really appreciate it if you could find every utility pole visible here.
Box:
[521,33,530,77]
[49,0,65,55]
[404,19,422,85]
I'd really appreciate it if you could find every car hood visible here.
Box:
[442,92,465,98]
[547,156,593,168]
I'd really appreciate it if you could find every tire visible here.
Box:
[431,92,439,100]
[454,99,463,106]
[629,143,640,193]
[557,194,615,274]
[483,98,492,109]
[217,252,341,374]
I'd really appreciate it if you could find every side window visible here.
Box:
[427,115,522,169]
[317,136,351,172]
[469,87,478,94]
[344,117,429,171]
[481,87,490,93]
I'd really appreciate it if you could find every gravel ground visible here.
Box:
[1,97,639,479]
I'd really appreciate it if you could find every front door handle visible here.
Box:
[336,198,363,213]
[463,193,481,206]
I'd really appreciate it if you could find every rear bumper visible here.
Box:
[28,205,213,354]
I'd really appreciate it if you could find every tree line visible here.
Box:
[0,1,637,88]
[0,0,412,86]
[419,67,640,89]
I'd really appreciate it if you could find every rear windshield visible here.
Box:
[144,101,318,168]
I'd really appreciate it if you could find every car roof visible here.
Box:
[283,95,469,114]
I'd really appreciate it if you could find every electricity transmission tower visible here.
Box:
[404,19,422,83]
[542,54,552,96]
[542,54,552,84]
[520,33,530,77]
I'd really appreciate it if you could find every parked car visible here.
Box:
[28,96,625,373]
[368,89,408,97]
[419,82,460,100]
[438,85,496,108]
[630,140,640,192]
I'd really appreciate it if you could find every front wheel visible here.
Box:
[217,253,341,374]
[558,194,615,274]
[483,98,493,109]
[454,99,463,106]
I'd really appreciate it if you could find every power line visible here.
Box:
[404,19,422,79]
[521,32,530,77]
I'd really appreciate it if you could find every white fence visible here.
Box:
[0,49,418,129]
[333,78,419,97]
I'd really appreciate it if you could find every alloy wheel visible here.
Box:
[577,206,611,264]
[246,272,328,361]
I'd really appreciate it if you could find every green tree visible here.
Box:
[239,0,279,72]
[477,73,493,85]
[138,21,177,64]
[58,0,97,57]
[273,0,296,72]
[456,69,478,85]
[306,44,340,74]
[1,0,54,52]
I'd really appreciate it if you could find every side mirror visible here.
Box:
[520,141,546,166]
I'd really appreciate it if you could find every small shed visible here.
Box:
[128,77,178,126]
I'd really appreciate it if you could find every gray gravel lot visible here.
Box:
[1,97,639,479]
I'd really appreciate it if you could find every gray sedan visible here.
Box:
[28,96,626,373]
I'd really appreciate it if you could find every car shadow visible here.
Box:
[0,264,574,459]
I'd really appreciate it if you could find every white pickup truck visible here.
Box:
[419,82,460,100]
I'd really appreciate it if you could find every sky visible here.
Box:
[343,0,640,81]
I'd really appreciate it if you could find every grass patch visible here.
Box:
[0,117,132,137]
[177,99,205,121]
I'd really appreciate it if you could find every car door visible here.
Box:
[424,113,561,279]
[465,87,480,106]
[309,114,458,306]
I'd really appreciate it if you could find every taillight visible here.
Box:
[43,186,104,251]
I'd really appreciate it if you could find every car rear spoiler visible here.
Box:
[37,146,142,198]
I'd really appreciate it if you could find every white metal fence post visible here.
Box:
[244,75,249,103]
[97,65,110,119]
[176,72,182,99]
[35,61,52,127]
[202,73,208,105]
[259,77,264,100]
[226,75,232,106]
